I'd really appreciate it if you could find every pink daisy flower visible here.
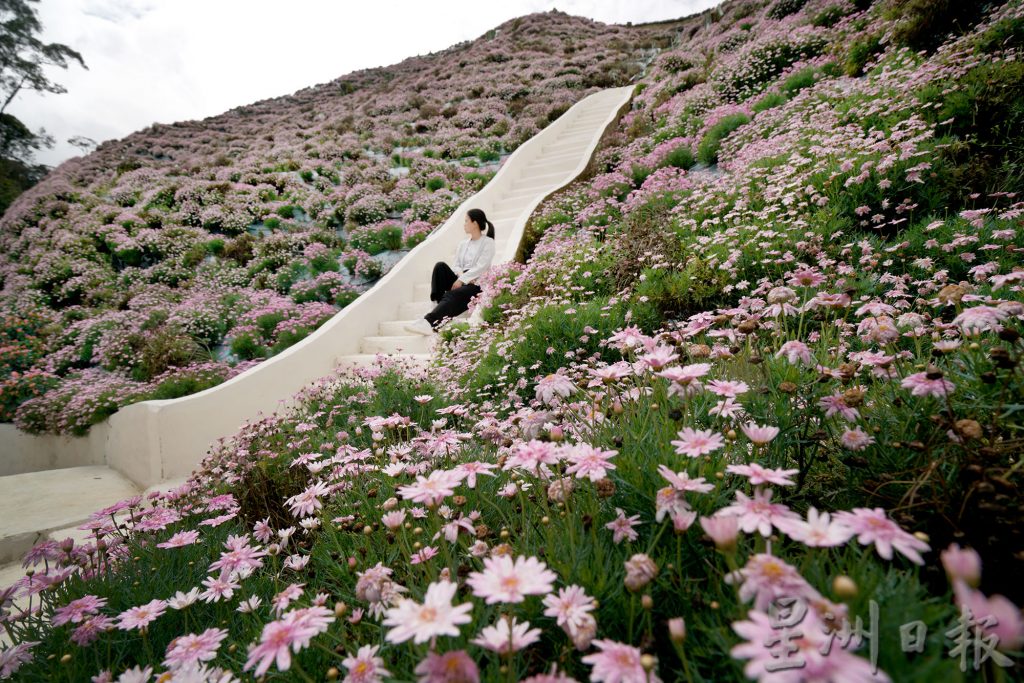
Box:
[657,465,714,494]
[410,546,439,565]
[953,305,1007,334]
[725,553,822,611]
[414,650,480,683]
[608,325,653,351]
[833,507,930,565]
[503,439,562,472]
[200,574,240,603]
[116,599,167,632]
[776,340,813,365]
[605,508,642,544]
[272,583,305,616]
[285,480,331,518]
[670,427,725,458]
[818,393,860,421]
[717,488,800,538]
[588,361,634,385]
[156,530,200,549]
[840,427,875,450]
[542,584,596,633]
[52,595,107,627]
[382,580,473,644]
[582,639,658,683]
[472,615,541,654]
[535,371,577,405]
[466,554,557,604]
[163,627,229,671]
[0,641,39,679]
[70,615,115,646]
[725,463,798,487]
[953,582,1024,653]
[774,507,855,547]
[209,534,267,577]
[564,444,617,482]
[706,379,749,397]
[167,588,201,610]
[709,398,744,419]
[732,608,891,682]
[453,461,497,488]
[657,363,711,397]
[900,372,955,398]
[639,345,679,370]
[396,469,463,507]
[243,614,317,676]
[740,422,780,446]
[341,644,391,683]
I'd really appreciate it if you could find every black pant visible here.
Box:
[425,261,481,328]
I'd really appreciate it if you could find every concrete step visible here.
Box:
[524,150,584,166]
[553,131,594,143]
[567,115,606,126]
[512,167,574,182]
[0,466,140,565]
[503,185,560,201]
[360,334,433,355]
[569,120,606,131]
[381,319,425,336]
[414,282,432,300]
[492,205,524,217]
[507,172,571,192]
[526,156,585,175]
[542,140,590,155]
[399,300,435,318]
[335,353,434,371]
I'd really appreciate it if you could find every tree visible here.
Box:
[0,0,86,117]
[0,0,86,214]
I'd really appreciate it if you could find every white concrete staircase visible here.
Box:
[334,88,632,368]
[0,87,634,587]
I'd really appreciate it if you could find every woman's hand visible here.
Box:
[451,280,463,290]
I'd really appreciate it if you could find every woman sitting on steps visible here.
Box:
[405,208,496,336]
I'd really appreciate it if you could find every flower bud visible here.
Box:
[700,514,739,553]
[668,617,686,644]
[624,553,658,592]
[832,575,858,599]
[940,543,981,588]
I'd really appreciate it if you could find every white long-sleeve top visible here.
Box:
[453,235,495,284]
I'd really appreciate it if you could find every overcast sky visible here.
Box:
[12,0,722,167]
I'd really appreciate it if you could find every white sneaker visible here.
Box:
[405,318,434,336]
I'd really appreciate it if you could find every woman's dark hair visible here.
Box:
[467,208,495,239]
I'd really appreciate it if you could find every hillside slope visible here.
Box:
[0,10,681,436]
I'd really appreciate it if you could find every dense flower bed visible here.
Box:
[0,11,673,436]
[3,0,1024,681]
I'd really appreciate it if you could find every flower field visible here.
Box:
[2,0,1024,681]
[0,11,667,436]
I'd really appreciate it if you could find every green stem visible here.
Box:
[291,656,316,683]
